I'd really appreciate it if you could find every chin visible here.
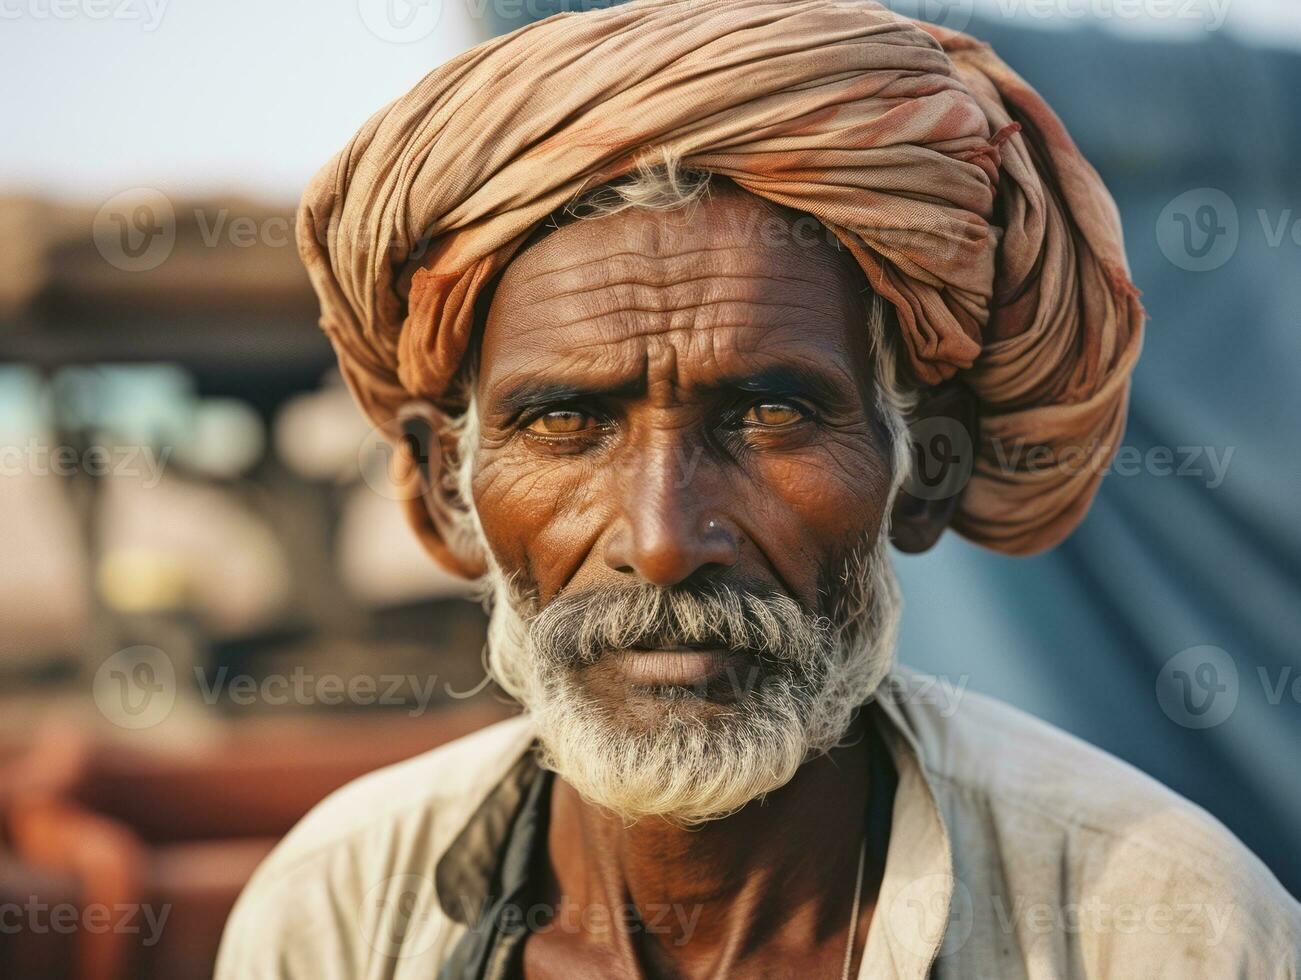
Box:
[526,657,874,827]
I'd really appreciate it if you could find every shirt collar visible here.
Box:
[435,726,540,924]
[866,668,959,977]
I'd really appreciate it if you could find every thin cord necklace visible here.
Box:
[840,832,868,980]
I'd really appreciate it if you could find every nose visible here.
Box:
[603,446,739,587]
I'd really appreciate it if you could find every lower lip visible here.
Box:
[615,648,742,687]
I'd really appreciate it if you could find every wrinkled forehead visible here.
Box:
[476,183,873,394]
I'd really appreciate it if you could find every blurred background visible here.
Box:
[1,0,1297,976]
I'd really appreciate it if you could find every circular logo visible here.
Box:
[1156,188,1239,272]
[876,0,974,31]
[93,188,176,273]
[93,645,177,730]
[902,415,974,502]
[359,874,442,959]
[886,872,974,959]
[357,416,442,503]
[358,0,443,43]
[1156,645,1239,729]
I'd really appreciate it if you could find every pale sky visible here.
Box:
[1,0,1296,201]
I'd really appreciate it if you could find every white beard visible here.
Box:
[477,533,902,827]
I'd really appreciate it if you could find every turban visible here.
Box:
[298,0,1144,562]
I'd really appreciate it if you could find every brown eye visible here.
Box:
[742,401,806,427]
[526,409,591,435]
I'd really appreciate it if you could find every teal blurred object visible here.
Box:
[487,6,1301,897]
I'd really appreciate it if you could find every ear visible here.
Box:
[890,381,978,555]
[394,401,488,580]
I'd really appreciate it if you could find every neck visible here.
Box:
[539,713,888,977]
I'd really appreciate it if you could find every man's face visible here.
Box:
[464,183,902,822]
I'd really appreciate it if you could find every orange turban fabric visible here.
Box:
[298,0,1143,560]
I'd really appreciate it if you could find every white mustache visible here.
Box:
[526,583,835,669]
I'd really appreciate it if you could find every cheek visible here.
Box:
[470,450,611,596]
[739,442,891,595]
[767,464,887,536]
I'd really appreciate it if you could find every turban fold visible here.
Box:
[298,0,1143,560]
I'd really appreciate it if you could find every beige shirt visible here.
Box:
[216,668,1300,978]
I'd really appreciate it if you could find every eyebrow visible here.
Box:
[718,366,849,407]
[493,379,644,421]
[491,364,853,422]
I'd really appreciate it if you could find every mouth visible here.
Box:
[612,645,750,689]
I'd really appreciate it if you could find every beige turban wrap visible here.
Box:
[298,0,1144,562]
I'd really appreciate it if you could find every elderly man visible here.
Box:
[218,1,1298,977]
